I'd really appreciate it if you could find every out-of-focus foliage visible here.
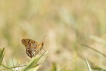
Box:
[0,48,5,65]
[0,0,106,71]
[21,52,46,71]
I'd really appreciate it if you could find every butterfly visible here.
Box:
[21,35,47,58]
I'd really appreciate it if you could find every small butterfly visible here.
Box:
[21,35,47,58]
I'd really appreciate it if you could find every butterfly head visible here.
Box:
[39,35,47,46]
[39,42,44,47]
[41,42,44,46]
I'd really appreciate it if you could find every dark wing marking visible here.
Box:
[21,39,40,58]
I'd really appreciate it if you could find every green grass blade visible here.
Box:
[21,52,46,71]
[60,57,78,71]
[26,65,39,71]
[85,59,92,71]
[50,63,57,71]
[0,48,13,71]
[0,48,5,65]
[1,64,13,71]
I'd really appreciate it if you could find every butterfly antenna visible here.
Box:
[42,35,47,52]
[43,47,46,52]
[42,35,47,42]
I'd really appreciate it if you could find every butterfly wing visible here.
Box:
[21,39,38,47]
[21,39,40,58]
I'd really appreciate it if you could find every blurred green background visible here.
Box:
[0,0,106,71]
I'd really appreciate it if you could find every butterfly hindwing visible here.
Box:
[21,39,40,58]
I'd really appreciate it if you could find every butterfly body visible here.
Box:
[21,39,44,58]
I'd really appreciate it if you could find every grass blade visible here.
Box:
[1,64,13,71]
[21,52,46,71]
[60,57,78,71]
[79,43,106,58]
[0,48,5,65]
[85,59,92,71]
[50,63,57,71]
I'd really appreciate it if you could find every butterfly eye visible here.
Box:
[42,42,44,46]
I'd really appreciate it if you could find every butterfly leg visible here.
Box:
[42,47,46,52]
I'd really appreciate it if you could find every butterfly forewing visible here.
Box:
[22,39,38,47]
